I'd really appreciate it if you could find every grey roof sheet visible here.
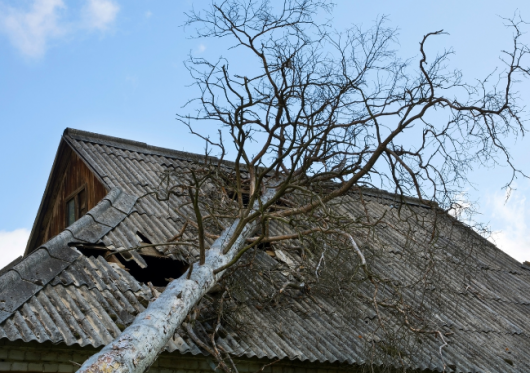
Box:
[1,128,530,372]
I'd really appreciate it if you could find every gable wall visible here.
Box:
[38,146,107,246]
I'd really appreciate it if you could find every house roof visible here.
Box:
[1,128,530,372]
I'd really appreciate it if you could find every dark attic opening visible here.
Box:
[253,226,272,252]
[114,254,189,287]
[257,240,272,252]
[227,190,250,207]
[136,231,153,244]
[75,241,189,288]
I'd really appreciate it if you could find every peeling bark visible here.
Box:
[76,190,275,373]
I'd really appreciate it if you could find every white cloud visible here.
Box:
[0,0,65,58]
[0,229,30,270]
[448,192,472,223]
[486,188,530,263]
[0,0,119,58]
[145,10,152,19]
[81,0,119,31]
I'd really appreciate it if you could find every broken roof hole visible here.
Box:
[257,241,272,251]
[227,190,250,207]
[267,197,295,212]
[76,244,188,287]
[136,231,153,244]
[115,254,188,287]
[256,240,275,258]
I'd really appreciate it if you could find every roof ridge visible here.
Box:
[351,187,438,209]
[64,128,236,167]
[64,128,442,210]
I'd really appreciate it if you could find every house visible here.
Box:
[1,128,529,372]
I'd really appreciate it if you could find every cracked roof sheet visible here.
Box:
[1,128,530,372]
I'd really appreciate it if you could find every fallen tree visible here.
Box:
[77,1,530,372]
[76,188,277,373]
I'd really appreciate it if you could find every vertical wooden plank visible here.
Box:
[36,147,108,246]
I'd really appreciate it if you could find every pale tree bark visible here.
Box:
[76,189,276,373]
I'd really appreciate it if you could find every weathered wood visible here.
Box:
[39,146,107,246]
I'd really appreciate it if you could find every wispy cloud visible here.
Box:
[196,43,206,53]
[0,0,65,58]
[486,187,530,263]
[81,0,119,31]
[0,0,119,58]
[0,229,30,270]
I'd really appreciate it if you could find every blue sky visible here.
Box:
[1,0,530,267]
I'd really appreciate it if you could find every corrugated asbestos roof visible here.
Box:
[1,128,530,372]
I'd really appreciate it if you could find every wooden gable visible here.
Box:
[25,137,108,254]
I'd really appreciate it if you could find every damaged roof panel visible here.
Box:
[0,128,529,372]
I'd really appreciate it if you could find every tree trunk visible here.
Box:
[76,190,274,373]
